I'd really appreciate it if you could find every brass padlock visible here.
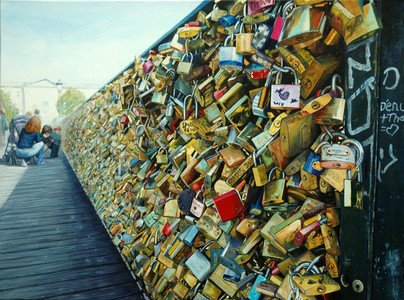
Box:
[177,51,194,76]
[263,168,286,207]
[252,149,268,187]
[156,147,168,164]
[235,21,256,55]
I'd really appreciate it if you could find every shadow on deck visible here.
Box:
[0,153,144,299]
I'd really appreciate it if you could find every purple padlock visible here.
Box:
[143,60,154,74]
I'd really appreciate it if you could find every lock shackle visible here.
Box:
[195,189,204,200]
[243,2,247,17]
[268,167,285,181]
[341,139,364,167]
[224,35,235,47]
[136,124,146,137]
[282,0,296,20]
[213,4,218,10]
[181,51,193,63]
[275,66,298,85]
[322,125,335,141]
[183,94,198,119]
[158,146,168,154]
[332,74,341,91]
[200,240,215,253]
[264,69,277,87]
[234,20,244,34]
[314,141,330,154]
[166,68,176,79]
[321,130,349,143]
[321,85,344,98]
[154,228,161,244]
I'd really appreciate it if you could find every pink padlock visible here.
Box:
[270,16,284,41]
[214,86,228,100]
[248,0,275,15]
[143,60,154,73]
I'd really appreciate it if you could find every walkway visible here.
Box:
[0,153,144,299]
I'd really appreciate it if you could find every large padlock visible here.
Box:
[213,189,243,222]
[156,147,168,164]
[248,0,275,15]
[235,21,256,55]
[177,51,194,76]
[329,1,356,38]
[185,241,214,281]
[279,5,327,48]
[252,22,272,51]
[315,131,364,170]
[219,35,244,71]
[271,66,300,110]
[313,74,346,126]
[252,149,268,187]
[280,110,319,158]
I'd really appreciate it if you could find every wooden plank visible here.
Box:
[0,152,141,298]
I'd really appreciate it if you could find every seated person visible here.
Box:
[50,125,62,158]
[41,125,54,153]
[16,117,49,166]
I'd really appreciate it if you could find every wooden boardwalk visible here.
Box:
[0,153,144,299]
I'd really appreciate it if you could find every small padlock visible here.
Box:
[252,149,268,187]
[219,14,237,27]
[156,147,169,164]
[211,4,228,22]
[219,35,244,71]
[271,66,300,110]
[252,69,275,118]
[177,50,194,76]
[235,21,256,55]
[190,190,206,218]
[302,150,323,176]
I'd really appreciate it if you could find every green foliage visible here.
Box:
[0,89,19,123]
[56,88,86,116]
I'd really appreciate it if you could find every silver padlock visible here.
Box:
[185,241,214,281]
[219,35,243,71]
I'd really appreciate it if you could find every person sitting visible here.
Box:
[41,125,54,153]
[16,116,49,166]
[50,125,62,158]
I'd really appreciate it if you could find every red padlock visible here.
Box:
[120,114,130,125]
[143,60,154,73]
[162,221,171,236]
[213,189,243,222]
[250,69,270,80]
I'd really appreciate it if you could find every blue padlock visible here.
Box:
[303,151,324,176]
[219,35,243,71]
[219,15,237,27]
[252,22,272,51]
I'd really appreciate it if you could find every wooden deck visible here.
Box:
[0,153,144,299]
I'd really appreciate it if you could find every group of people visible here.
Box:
[0,100,62,167]
[16,116,62,167]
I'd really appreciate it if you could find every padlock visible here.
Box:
[252,149,268,187]
[292,273,340,296]
[316,132,364,170]
[219,146,247,168]
[177,51,194,76]
[219,35,244,71]
[271,66,300,110]
[248,0,275,15]
[263,167,286,207]
[252,69,275,118]
[185,241,214,282]
[300,54,340,99]
[213,189,243,222]
[329,1,356,37]
[237,122,262,152]
[190,190,206,218]
[247,269,271,300]
[294,215,328,246]
[344,0,383,45]
[251,22,272,51]
[313,74,346,126]
[219,14,237,27]
[302,151,323,176]
[143,59,155,74]
[268,136,290,171]
[235,21,256,55]
[279,5,327,48]
[280,110,319,158]
[278,47,313,77]
[270,6,285,41]
[156,147,168,164]
[211,4,228,22]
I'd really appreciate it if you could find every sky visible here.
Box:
[0,0,205,88]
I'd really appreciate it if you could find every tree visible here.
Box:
[0,89,19,123]
[56,88,86,116]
